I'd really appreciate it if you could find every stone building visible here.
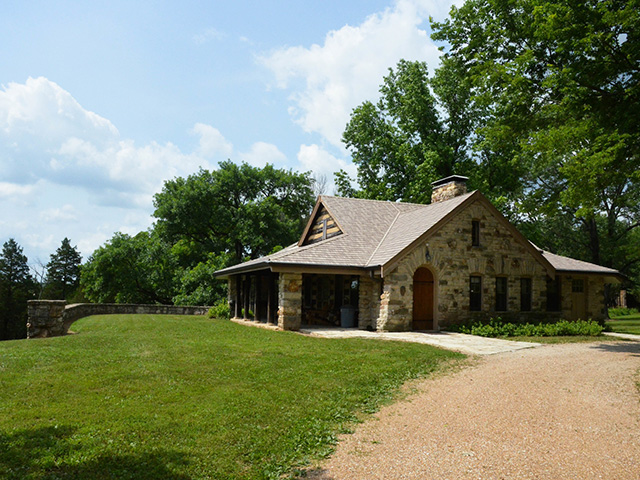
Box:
[213,176,622,331]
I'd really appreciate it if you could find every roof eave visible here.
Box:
[555,269,626,282]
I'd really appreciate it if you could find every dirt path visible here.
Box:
[309,340,640,479]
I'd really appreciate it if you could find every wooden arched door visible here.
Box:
[413,267,434,330]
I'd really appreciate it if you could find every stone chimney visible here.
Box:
[431,175,469,203]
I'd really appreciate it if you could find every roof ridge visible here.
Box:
[366,209,401,266]
[321,195,427,208]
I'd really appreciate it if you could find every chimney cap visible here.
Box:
[431,175,469,188]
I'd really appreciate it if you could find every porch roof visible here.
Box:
[540,249,624,280]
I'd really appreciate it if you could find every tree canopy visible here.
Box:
[44,237,82,301]
[336,59,479,203]
[430,0,640,286]
[153,160,315,264]
[0,239,36,340]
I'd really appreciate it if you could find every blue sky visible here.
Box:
[1,0,458,266]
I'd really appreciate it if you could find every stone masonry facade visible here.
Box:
[278,273,302,330]
[377,199,551,331]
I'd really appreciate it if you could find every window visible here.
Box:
[546,277,561,311]
[495,277,507,311]
[470,276,482,311]
[520,278,532,311]
[572,279,584,293]
[471,220,480,246]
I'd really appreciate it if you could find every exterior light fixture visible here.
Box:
[425,244,431,262]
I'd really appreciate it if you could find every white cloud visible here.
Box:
[0,76,118,147]
[40,204,77,222]
[297,144,356,178]
[239,141,288,167]
[259,0,455,147]
[0,77,220,202]
[0,182,34,198]
[192,123,233,159]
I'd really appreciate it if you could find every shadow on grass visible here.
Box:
[0,425,192,480]
[589,341,640,356]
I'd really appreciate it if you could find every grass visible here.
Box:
[606,313,640,335]
[0,315,462,480]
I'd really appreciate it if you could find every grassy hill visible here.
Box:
[0,315,462,479]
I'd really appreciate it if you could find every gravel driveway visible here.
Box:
[308,340,640,479]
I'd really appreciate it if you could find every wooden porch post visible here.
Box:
[234,275,242,318]
[267,273,277,324]
[254,273,262,322]
[243,275,250,320]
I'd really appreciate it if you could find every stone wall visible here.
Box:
[431,180,468,203]
[377,198,552,330]
[278,273,302,330]
[556,275,608,322]
[357,274,380,330]
[27,301,210,339]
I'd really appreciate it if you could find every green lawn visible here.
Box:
[0,315,462,480]
[607,313,640,335]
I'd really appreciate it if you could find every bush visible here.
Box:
[451,317,603,337]
[609,307,639,317]
[208,300,230,320]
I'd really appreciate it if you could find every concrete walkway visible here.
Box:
[299,326,540,355]
[604,331,640,341]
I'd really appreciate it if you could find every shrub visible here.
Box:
[609,307,639,317]
[208,300,230,319]
[452,317,603,337]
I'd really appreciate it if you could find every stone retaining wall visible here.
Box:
[27,301,210,338]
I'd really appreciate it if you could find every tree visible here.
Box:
[431,0,640,279]
[81,231,178,304]
[336,59,480,202]
[153,161,315,265]
[44,238,82,300]
[0,239,36,340]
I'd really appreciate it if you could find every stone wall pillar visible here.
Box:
[376,270,412,331]
[278,273,302,331]
[358,275,379,330]
[587,277,606,320]
[27,300,67,338]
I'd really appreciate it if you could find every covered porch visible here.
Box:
[226,269,378,331]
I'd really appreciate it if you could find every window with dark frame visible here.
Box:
[520,278,532,311]
[546,277,561,311]
[495,277,507,311]
[470,276,482,311]
[471,220,480,246]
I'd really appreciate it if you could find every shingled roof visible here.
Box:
[213,192,622,280]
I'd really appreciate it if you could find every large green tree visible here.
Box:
[81,231,178,304]
[432,0,640,278]
[153,160,315,264]
[336,59,480,202]
[0,239,36,340]
[44,237,82,300]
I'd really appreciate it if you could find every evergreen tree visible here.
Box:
[0,239,35,340]
[44,238,82,300]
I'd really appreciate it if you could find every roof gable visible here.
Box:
[300,204,343,246]
[377,192,555,276]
